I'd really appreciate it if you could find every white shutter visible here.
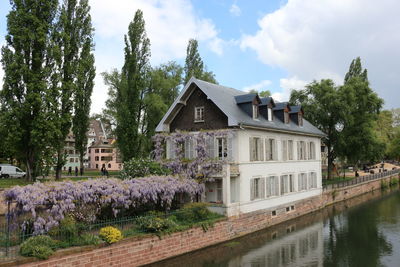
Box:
[250,178,255,200]
[249,137,255,161]
[227,136,233,161]
[275,176,280,196]
[282,140,288,161]
[258,139,264,161]
[260,178,265,198]
[265,139,270,160]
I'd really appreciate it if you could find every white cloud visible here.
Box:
[89,0,225,114]
[272,76,307,102]
[242,80,272,92]
[240,0,400,108]
[229,3,241,17]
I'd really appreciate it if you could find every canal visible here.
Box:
[147,189,400,267]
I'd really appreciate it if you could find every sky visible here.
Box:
[0,0,399,114]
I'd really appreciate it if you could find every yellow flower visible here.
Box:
[99,226,123,244]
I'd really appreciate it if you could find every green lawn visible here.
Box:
[322,176,355,186]
[0,178,34,189]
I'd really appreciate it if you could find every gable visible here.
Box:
[170,86,228,132]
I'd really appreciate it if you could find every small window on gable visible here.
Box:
[284,111,289,124]
[268,107,273,121]
[194,106,204,122]
[298,113,303,126]
[253,104,259,119]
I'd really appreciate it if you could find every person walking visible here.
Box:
[75,166,78,176]
[68,166,72,176]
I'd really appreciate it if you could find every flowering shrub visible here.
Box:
[153,130,234,181]
[119,158,171,179]
[5,176,204,235]
[99,226,123,244]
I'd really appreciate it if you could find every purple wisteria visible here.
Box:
[5,176,204,234]
[153,130,234,181]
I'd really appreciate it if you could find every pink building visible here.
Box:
[88,139,122,171]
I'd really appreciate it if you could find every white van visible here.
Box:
[0,164,26,178]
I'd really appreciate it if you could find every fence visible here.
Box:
[0,205,219,261]
[323,169,400,191]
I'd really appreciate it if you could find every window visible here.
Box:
[70,158,74,163]
[271,210,277,216]
[308,142,316,160]
[265,138,276,161]
[101,149,113,153]
[101,156,113,161]
[250,137,263,161]
[298,113,303,126]
[297,141,306,160]
[282,140,288,161]
[253,105,259,119]
[268,107,273,121]
[108,163,111,168]
[217,179,223,202]
[95,164,99,169]
[250,177,265,200]
[194,106,204,122]
[289,174,295,193]
[309,172,318,189]
[75,158,79,163]
[280,175,289,195]
[284,111,289,124]
[217,137,228,160]
[88,149,91,153]
[288,140,294,160]
[206,136,215,158]
[69,150,74,155]
[95,156,99,161]
[184,139,195,159]
[298,173,308,191]
[266,176,279,197]
[95,149,99,153]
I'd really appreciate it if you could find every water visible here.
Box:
[147,189,400,267]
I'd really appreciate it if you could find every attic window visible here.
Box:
[284,111,289,124]
[194,106,204,122]
[298,113,303,126]
[268,107,273,121]
[253,105,259,119]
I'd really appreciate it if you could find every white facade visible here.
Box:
[171,128,322,216]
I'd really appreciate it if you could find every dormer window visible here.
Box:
[194,106,204,122]
[284,111,289,124]
[268,107,273,121]
[253,104,259,119]
[298,113,303,126]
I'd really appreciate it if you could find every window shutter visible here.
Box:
[273,140,277,161]
[258,139,264,161]
[168,140,176,159]
[206,136,215,158]
[249,137,254,161]
[250,178,255,200]
[282,140,287,161]
[275,176,280,196]
[260,178,265,198]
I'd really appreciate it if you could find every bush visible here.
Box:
[20,235,57,259]
[99,226,123,244]
[74,233,102,246]
[49,216,80,242]
[390,177,399,186]
[136,212,177,233]
[174,202,214,224]
[120,158,171,179]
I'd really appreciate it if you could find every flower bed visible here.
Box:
[5,176,204,234]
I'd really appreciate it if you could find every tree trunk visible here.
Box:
[55,149,63,180]
[327,144,333,180]
[79,152,84,176]
[25,151,35,182]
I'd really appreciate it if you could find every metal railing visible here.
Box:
[323,169,400,191]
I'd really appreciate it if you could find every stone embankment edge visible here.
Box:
[2,174,397,267]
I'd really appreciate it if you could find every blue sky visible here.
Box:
[1,0,400,114]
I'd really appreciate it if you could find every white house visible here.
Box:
[156,78,325,216]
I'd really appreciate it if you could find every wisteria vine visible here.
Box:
[152,129,234,181]
[5,176,204,234]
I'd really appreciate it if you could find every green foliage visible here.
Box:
[381,180,389,190]
[114,9,151,161]
[174,203,214,224]
[184,39,217,84]
[48,216,80,242]
[20,235,57,259]
[136,212,178,234]
[388,130,400,161]
[389,177,399,186]
[119,158,171,179]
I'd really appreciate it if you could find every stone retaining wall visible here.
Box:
[4,174,398,267]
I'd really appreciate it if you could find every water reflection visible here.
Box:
[147,190,400,267]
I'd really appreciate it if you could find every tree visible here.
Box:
[101,69,122,130]
[388,130,400,161]
[72,0,95,174]
[338,58,384,166]
[115,9,151,161]
[183,39,217,84]
[372,110,394,158]
[290,80,347,179]
[0,0,59,181]
[249,89,271,97]
[51,0,95,179]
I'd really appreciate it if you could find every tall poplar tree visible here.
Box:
[0,0,59,181]
[183,39,217,84]
[52,0,95,179]
[115,9,151,161]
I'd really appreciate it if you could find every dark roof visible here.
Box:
[156,77,325,137]
[260,97,274,106]
[234,93,258,104]
[289,105,303,114]
[273,102,291,111]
